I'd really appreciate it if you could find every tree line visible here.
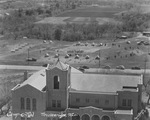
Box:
[1,7,150,41]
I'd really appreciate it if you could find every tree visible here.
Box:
[25,9,35,16]
[72,3,76,9]
[146,84,150,104]
[87,33,96,40]
[56,2,60,9]
[2,10,36,40]
[62,31,83,41]
[0,80,16,115]
[54,28,62,40]
[36,7,44,15]
[45,9,52,16]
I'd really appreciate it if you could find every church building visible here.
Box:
[11,60,143,120]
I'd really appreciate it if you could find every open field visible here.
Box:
[0,33,150,69]
[57,6,124,18]
[36,16,117,25]
[37,6,124,24]
[140,5,150,13]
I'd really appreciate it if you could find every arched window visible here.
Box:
[82,114,90,120]
[92,115,100,120]
[54,76,60,89]
[101,115,110,120]
[20,97,25,110]
[32,98,36,110]
[26,98,31,110]
[72,114,80,120]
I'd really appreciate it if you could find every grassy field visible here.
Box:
[57,6,124,18]
[37,5,124,24]
[140,5,150,13]
[0,34,150,69]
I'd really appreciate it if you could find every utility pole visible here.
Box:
[99,49,100,68]
[28,48,29,65]
[144,55,147,88]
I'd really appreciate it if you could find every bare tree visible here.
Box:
[145,84,150,105]
[0,80,17,114]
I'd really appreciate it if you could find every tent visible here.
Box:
[45,53,49,57]
[95,55,100,60]
[85,55,90,59]
[65,54,69,58]
[75,54,79,59]
[55,54,59,58]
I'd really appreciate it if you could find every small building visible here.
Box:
[12,60,143,120]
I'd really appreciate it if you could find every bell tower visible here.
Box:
[45,60,71,111]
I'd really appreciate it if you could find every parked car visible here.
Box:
[131,66,141,70]
[82,66,89,69]
[26,58,37,61]
[102,65,111,69]
[42,64,48,67]
[116,65,125,70]
[78,67,84,72]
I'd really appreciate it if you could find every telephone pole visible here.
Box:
[99,49,100,68]
[27,48,29,65]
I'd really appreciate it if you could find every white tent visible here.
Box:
[85,55,90,59]
[45,53,49,57]
[95,55,100,60]
[65,54,69,58]
[75,54,79,59]
[55,54,59,58]
[92,42,95,46]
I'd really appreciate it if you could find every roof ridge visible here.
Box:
[59,60,65,70]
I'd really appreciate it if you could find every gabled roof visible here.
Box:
[13,62,82,91]
[12,61,142,94]
[47,59,69,71]
[70,73,142,93]
[13,68,46,91]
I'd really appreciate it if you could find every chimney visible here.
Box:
[24,71,28,81]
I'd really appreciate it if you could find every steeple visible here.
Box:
[46,59,70,111]
[47,59,69,71]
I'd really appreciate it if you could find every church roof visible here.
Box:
[13,61,142,94]
[70,73,142,93]
[13,68,46,91]
[13,62,82,91]
[47,59,69,71]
